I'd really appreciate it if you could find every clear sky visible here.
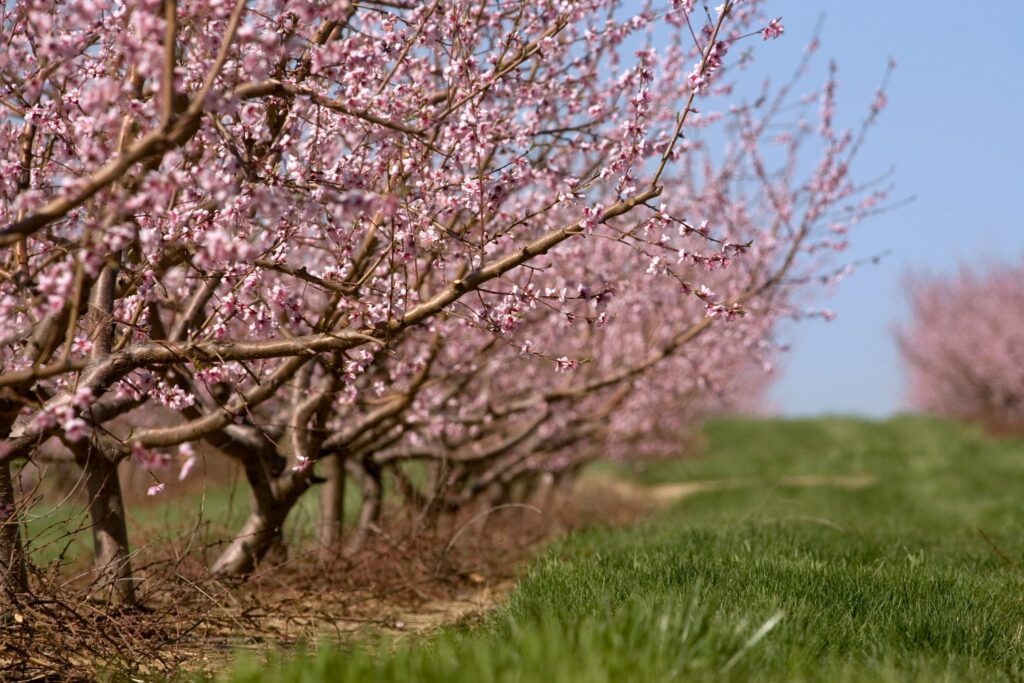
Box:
[750,1,1024,416]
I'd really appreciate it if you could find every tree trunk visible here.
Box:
[528,471,557,511]
[0,409,27,613]
[316,454,346,554]
[78,446,136,606]
[209,501,288,576]
[344,460,382,556]
[0,460,27,614]
[211,464,310,576]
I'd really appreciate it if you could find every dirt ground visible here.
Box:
[592,472,877,505]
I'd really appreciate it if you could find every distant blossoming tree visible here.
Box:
[898,263,1024,431]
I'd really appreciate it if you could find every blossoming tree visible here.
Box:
[898,263,1024,432]
[0,0,889,605]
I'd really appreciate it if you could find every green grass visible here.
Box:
[224,416,1024,682]
[23,470,364,566]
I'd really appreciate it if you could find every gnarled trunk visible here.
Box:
[211,462,310,576]
[209,502,288,576]
[77,446,135,605]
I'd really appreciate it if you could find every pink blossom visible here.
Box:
[71,337,94,355]
[761,18,784,40]
[555,357,578,373]
[178,443,198,481]
[871,90,888,114]
[62,417,89,442]
[72,387,94,411]
[132,442,170,470]
[580,205,604,235]
[178,455,198,481]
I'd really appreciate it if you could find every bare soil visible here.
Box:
[586,472,876,505]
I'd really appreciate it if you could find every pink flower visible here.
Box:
[871,90,888,114]
[132,442,170,470]
[688,68,709,95]
[580,205,603,235]
[179,444,198,481]
[555,357,578,373]
[62,417,89,442]
[761,18,784,41]
[178,456,197,481]
[71,336,93,355]
[147,482,165,496]
[72,387,94,410]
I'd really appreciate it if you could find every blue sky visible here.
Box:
[746,1,1024,416]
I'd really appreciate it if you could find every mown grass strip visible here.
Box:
[222,417,1024,682]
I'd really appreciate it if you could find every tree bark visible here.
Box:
[77,445,136,605]
[316,453,346,554]
[0,409,27,614]
[209,503,287,576]
[344,459,382,556]
[527,471,557,511]
[0,460,27,614]
[210,461,310,576]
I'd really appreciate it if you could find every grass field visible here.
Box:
[224,416,1024,682]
